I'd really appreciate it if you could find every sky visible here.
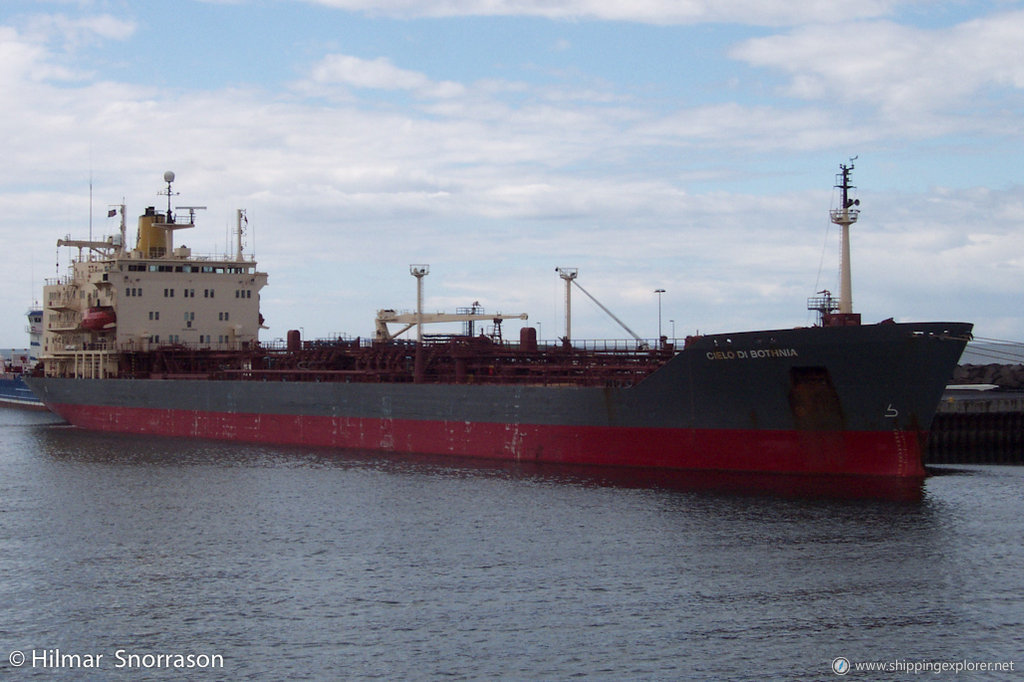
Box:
[2,0,1023,350]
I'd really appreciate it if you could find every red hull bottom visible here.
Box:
[48,403,928,478]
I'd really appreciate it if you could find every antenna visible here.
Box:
[88,172,93,245]
[236,209,247,261]
[176,206,207,225]
[158,170,178,223]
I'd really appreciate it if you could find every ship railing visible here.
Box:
[118,250,258,264]
[565,338,654,352]
[53,336,676,357]
[48,340,119,354]
[262,332,361,351]
[113,340,254,353]
[43,347,118,379]
[259,335,669,354]
[44,294,83,312]
[171,252,258,264]
[829,207,860,223]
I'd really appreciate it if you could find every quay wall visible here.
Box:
[926,364,1024,464]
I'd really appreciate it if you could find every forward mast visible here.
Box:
[809,160,862,327]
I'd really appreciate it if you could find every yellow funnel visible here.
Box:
[135,207,169,258]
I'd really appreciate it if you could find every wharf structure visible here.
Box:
[928,359,1024,464]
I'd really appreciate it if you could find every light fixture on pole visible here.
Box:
[654,288,666,348]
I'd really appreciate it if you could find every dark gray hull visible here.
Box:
[27,321,972,476]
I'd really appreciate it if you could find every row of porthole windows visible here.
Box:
[148,311,229,322]
[148,334,232,344]
[161,288,218,298]
[127,288,254,299]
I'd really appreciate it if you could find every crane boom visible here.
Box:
[569,279,647,348]
[375,310,528,342]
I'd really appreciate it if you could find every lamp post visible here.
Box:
[410,264,429,383]
[654,288,665,348]
[410,264,430,344]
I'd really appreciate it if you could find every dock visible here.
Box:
[927,389,1024,464]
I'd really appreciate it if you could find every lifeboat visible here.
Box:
[81,306,117,331]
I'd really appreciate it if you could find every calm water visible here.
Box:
[1,408,1021,680]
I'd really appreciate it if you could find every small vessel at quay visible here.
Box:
[0,308,45,409]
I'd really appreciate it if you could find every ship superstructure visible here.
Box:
[41,172,267,379]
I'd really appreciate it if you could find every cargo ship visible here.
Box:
[26,166,972,478]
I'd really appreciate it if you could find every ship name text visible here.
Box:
[705,348,798,361]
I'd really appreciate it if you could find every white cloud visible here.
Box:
[0,26,48,81]
[732,9,1024,120]
[306,54,467,98]
[0,13,136,87]
[634,103,862,151]
[22,12,136,50]
[303,0,897,25]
